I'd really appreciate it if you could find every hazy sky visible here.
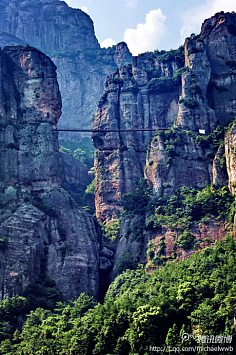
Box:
[63,0,235,55]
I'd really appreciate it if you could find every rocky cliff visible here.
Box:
[1,8,236,302]
[0,0,99,53]
[0,0,132,139]
[93,11,236,221]
[92,12,236,273]
[0,45,101,301]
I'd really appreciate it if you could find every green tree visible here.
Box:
[165,323,180,349]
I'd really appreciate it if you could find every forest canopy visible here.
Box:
[0,236,236,354]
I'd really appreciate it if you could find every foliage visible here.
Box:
[146,184,235,232]
[59,137,95,169]
[147,76,177,94]
[122,174,235,256]
[145,67,161,80]
[179,97,198,109]
[32,194,57,218]
[115,252,137,275]
[85,179,95,195]
[155,46,185,64]
[196,125,223,148]
[226,58,236,68]
[111,77,124,85]
[2,237,236,354]
[0,296,28,342]
[154,127,195,168]
[147,237,167,266]
[23,276,62,311]
[0,237,7,249]
[59,138,95,211]
[196,124,231,161]
[122,178,152,216]
[98,91,108,107]
[100,218,121,241]
[176,230,196,251]
[129,216,145,243]
[52,46,117,69]
[188,77,202,97]
[173,66,190,84]
[59,146,72,155]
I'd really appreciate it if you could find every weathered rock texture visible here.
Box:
[0,0,99,53]
[92,54,183,222]
[113,217,230,277]
[92,12,236,273]
[0,46,101,301]
[93,11,236,222]
[0,0,132,140]
[60,151,91,191]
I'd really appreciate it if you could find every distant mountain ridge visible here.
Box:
[0,0,99,53]
[0,0,132,138]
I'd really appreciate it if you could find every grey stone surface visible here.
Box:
[0,0,132,139]
[0,46,101,301]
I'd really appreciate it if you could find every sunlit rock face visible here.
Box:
[93,11,236,223]
[114,42,132,67]
[0,46,101,301]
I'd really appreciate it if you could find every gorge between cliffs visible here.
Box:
[0,1,236,354]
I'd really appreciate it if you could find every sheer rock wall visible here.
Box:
[92,12,236,275]
[0,0,132,139]
[93,11,236,223]
[0,46,101,301]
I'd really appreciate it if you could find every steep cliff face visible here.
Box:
[92,12,236,274]
[0,46,100,301]
[92,51,184,222]
[114,42,132,67]
[93,11,236,222]
[60,151,91,190]
[53,50,117,136]
[0,0,99,54]
[0,0,132,138]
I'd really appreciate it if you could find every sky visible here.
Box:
[63,0,236,55]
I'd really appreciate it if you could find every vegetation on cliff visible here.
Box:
[59,138,95,169]
[0,236,236,354]
[59,138,95,210]
[1,6,236,355]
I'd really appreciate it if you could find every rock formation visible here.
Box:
[60,151,92,193]
[92,11,236,274]
[0,45,101,301]
[93,11,236,222]
[0,0,99,53]
[1,9,236,301]
[0,0,132,139]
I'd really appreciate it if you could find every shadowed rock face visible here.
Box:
[0,0,132,139]
[0,45,62,188]
[0,46,101,301]
[92,11,236,223]
[0,0,99,54]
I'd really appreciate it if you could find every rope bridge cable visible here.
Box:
[55,128,169,133]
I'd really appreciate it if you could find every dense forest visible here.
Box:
[0,236,236,354]
[1,3,236,354]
